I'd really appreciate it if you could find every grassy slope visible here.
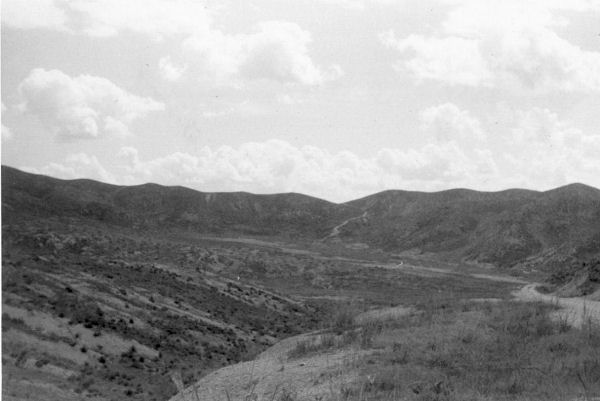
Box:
[2,220,518,400]
[2,221,323,401]
[176,299,600,401]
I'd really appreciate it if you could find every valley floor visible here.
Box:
[3,223,599,401]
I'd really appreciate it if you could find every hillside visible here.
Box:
[3,165,600,268]
[340,185,600,267]
[4,165,600,400]
[1,166,356,238]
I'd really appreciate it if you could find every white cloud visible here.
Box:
[380,32,491,87]
[158,56,188,82]
[29,102,600,200]
[2,0,211,39]
[70,0,211,39]
[375,141,492,183]
[502,107,600,187]
[173,21,343,86]
[2,1,338,87]
[18,68,164,140]
[420,103,484,141]
[30,138,498,202]
[512,108,577,146]
[1,0,69,31]
[23,153,115,183]
[2,102,14,141]
[381,0,600,92]
[311,0,396,10]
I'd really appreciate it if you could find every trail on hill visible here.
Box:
[322,211,368,240]
[514,284,600,327]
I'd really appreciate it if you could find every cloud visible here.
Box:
[501,107,600,187]
[511,107,579,146]
[310,0,396,10]
[2,102,14,141]
[420,103,484,141]
[2,0,211,39]
[375,141,493,183]
[380,32,491,87]
[158,56,188,82]
[29,102,600,200]
[18,68,164,140]
[381,0,600,92]
[31,138,497,202]
[171,21,343,86]
[23,153,115,183]
[2,1,339,87]
[1,0,69,31]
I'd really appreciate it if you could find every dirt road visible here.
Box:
[513,284,600,327]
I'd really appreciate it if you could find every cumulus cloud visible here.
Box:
[29,101,600,200]
[2,0,211,39]
[158,56,188,82]
[309,0,396,10]
[380,32,491,87]
[501,107,600,188]
[18,68,164,140]
[30,139,497,202]
[170,21,343,86]
[420,103,484,141]
[2,102,14,141]
[381,0,600,92]
[1,0,69,31]
[23,153,115,183]
[2,1,338,87]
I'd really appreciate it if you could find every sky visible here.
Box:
[2,0,600,202]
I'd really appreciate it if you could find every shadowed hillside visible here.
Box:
[341,185,600,267]
[3,165,600,268]
[1,166,357,238]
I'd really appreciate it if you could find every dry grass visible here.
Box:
[342,300,600,401]
[259,298,600,401]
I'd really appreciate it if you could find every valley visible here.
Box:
[2,166,600,401]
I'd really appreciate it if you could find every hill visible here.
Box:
[1,165,356,238]
[339,185,600,267]
[3,165,600,268]
[4,165,600,400]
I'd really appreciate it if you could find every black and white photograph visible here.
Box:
[2,0,600,400]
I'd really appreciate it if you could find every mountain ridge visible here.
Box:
[3,165,599,268]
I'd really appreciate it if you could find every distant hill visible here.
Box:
[3,165,600,268]
[341,184,600,267]
[1,165,356,238]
